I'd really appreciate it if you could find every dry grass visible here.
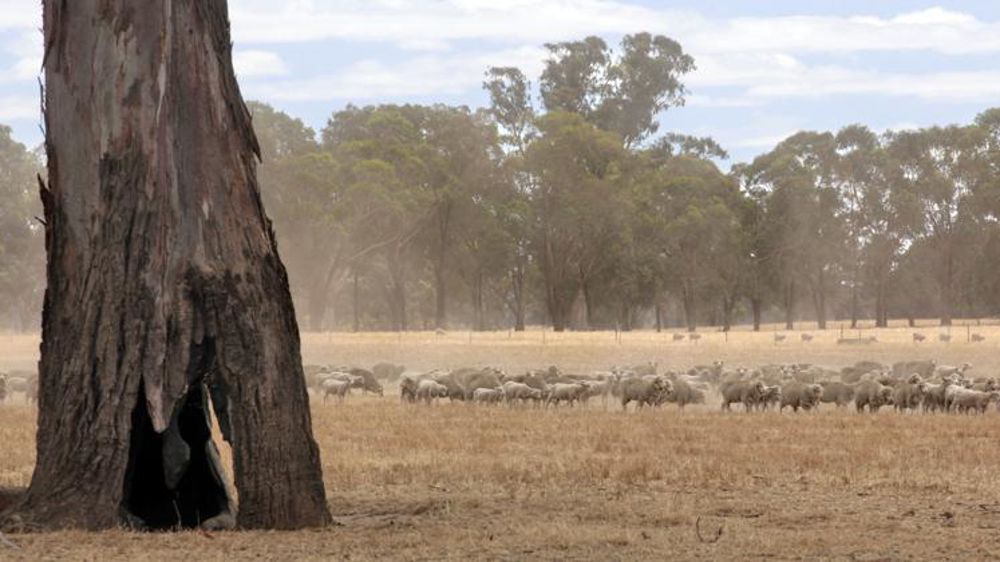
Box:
[3,325,1000,560]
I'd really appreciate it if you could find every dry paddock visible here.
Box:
[2,325,1000,560]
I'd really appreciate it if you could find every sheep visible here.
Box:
[820,381,855,408]
[774,334,787,343]
[913,332,926,343]
[665,379,707,410]
[972,333,986,343]
[892,381,926,413]
[939,333,952,343]
[400,376,419,403]
[320,379,351,403]
[854,380,894,413]
[779,382,822,413]
[579,379,614,407]
[758,385,782,411]
[948,388,999,414]
[935,363,971,379]
[972,378,998,392]
[801,333,814,342]
[672,333,686,342]
[720,380,765,412]
[620,376,671,411]
[502,381,543,406]
[546,383,587,408]
[689,333,702,342]
[415,380,450,405]
[472,387,505,405]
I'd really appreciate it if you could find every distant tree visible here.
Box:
[0,125,43,330]
[540,33,694,148]
[887,126,981,326]
[524,111,626,331]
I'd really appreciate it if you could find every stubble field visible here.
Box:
[3,323,1000,560]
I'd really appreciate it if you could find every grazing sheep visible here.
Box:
[922,380,956,413]
[672,334,686,342]
[621,377,671,411]
[935,363,971,379]
[720,380,766,412]
[347,368,384,396]
[666,379,707,410]
[972,378,998,392]
[948,388,999,414]
[939,333,952,343]
[320,379,351,403]
[774,334,787,343]
[892,380,926,413]
[820,381,856,408]
[758,385,782,411]
[400,377,419,403]
[779,382,823,413]
[415,380,450,405]
[546,383,588,407]
[912,333,926,343]
[972,333,986,343]
[502,381,543,405]
[472,387,505,405]
[854,380,894,413]
[801,333,814,342]
[579,379,614,407]
[689,333,702,342]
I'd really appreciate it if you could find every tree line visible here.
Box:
[1,32,999,332]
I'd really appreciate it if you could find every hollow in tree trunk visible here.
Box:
[6,0,330,531]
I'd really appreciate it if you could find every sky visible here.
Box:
[1,1,1000,163]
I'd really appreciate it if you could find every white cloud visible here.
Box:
[0,1,40,31]
[233,50,288,78]
[0,95,37,121]
[228,2,1000,56]
[252,46,546,102]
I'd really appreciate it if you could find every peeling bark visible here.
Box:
[7,0,329,531]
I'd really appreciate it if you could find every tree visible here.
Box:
[749,132,845,329]
[524,111,626,331]
[540,33,694,148]
[0,126,43,331]
[887,126,980,326]
[8,1,329,530]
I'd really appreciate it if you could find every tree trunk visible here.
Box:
[784,281,795,331]
[751,298,762,332]
[352,270,361,332]
[9,1,330,531]
[682,283,697,333]
[655,302,663,333]
[849,267,859,330]
[722,296,734,332]
[815,268,827,330]
[509,260,526,332]
[306,281,330,332]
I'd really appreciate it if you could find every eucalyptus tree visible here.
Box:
[9,0,328,530]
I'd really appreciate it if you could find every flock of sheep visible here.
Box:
[3,360,992,415]
[305,359,999,414]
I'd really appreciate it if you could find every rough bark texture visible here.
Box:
[8,0,330,531]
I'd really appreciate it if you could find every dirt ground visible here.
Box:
[3,325,1000,560]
